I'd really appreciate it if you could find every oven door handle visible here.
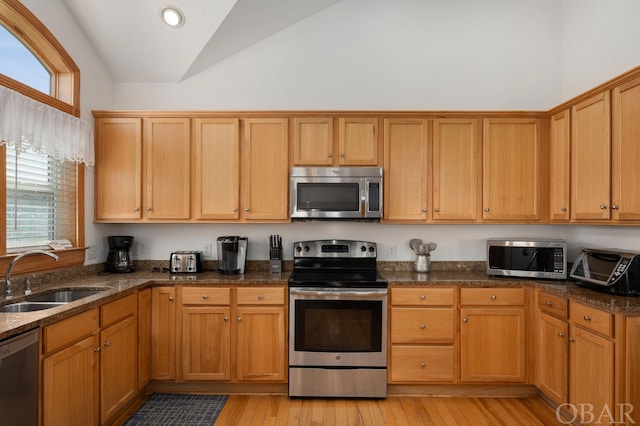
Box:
[289,288,388,299]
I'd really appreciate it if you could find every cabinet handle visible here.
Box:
[560,207,567,212]
[434,208,440,213]
[340,153,345,158]
[600,204,607,210]
[328,153,333,158]
[146,207,152,212]
[233,208,238,212]
[94,347,101,353]
[583,315,591,321]
[420,362,426,368]
[422,208,427,213]
[244,208,250,212]
[420,294,426,300]
[104,341,111,347]
[569,337,575,343]
[202,294,208,299]
[420,324,426,329]
[463,317,468,323]
[169,296,174,301]
[491,295,497,300]
[224,316,229,321]
[237,317,242,321]
[134,207,140,212]
[612,205,619,210]
[557,332,565,338]
[484,208,490,212]
[546,301,553,306]
[257,294,263,300]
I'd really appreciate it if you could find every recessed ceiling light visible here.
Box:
[161,6,185,28]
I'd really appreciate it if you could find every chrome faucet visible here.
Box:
[4,250,59,298]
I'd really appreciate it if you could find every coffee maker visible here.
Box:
[217,236,247,275]
[106,235,134,273]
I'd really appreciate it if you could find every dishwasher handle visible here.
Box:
[0,329,39,361]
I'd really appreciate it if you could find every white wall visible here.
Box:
[18,0,640,264]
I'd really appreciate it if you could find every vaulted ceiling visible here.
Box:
[61,0,342,83]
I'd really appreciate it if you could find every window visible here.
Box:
[0,0,84,271]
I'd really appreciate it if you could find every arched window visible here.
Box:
[0,0,85,273]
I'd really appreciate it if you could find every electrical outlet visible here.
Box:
[87,245,97,260]
[387,245,397,259]
[203,243,213,258]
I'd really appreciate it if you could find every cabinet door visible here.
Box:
[569,325,614,425]
[338,118,379,165]
[151,287,177,380]
[460,308,525,382]
[236,306,286,381]
[383,118,428,221]
[138,288,152,390]
[483,118,542,221]
[42,333,99,426]
[194,118,241,219]
[612,76,640,221]
[182,307,231,380]
[293,117,334,166]
[549,110,571,221]
[95,117,142,221]
[100,315,137,424]
[571,92,611,220]
[143,117,191,220]
[243,118,289,220]
[538,313,568,404]
[433,118,481,221]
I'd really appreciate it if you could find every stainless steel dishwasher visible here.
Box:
[0,328,39,426]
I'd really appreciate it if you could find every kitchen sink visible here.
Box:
[0,302,66,313]
[27,289,107,303]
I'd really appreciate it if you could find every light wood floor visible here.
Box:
[214,395,566,425]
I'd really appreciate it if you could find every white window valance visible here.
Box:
[0,86,94,166]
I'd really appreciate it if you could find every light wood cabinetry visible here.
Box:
[138,288,152,389]
[181,287,231,380]
[383,118,429,221]
[99,294,138,424]
[193,118,241,220]
[460,287,526,382]
[482,118,544,221]
[612,76,640,221]
[389,287,455,383]
[292,117,334,166]
[243,118,289,220]
[432,118,482,221]
[536,291,569,405]
[151,286,177,380]
[549,109,571,221]
[94,117,142,221]
[236,286,287,382]
[42,309,100,426]
[571,91,611,221]
[338,117,379,165]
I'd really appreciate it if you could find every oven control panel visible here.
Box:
[293,240,377,258]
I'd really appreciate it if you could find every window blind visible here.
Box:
[6,143,76,251]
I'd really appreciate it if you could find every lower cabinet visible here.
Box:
[41,292,139,426]
[460,287,526,383]
[537,310,569,404]
[151,286,177,380]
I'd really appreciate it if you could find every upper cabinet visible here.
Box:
[383,118,429,221]
[338,118,380,165]
[432,118,482,222]
[612,76,640,221]
[482,118,545,222]
[292,118,334,166]
[549,110,571,222]
[571,92,611,221]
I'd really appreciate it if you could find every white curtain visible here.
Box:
[0,86,94,166]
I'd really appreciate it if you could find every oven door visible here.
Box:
[289,287,387,367]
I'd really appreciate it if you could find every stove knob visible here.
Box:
[295,246,302,253]
[369,246,375,253]
[304,245,310,252]
[361,245,367,252]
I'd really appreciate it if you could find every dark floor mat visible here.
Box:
[124,393,228,425]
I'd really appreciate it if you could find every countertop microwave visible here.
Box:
[486,239,567,280]
[570,248,640,296]
[290,167,383,220]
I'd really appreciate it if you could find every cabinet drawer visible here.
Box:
[391,308,454,344]
[101,293,137,327]
[237,287,285,305]
[570,301,613,337]
[460,287,525,306]
[391,287,454,306]
[390,346,454,382]
[182,287,230,305]
[43,308,99,354]
[538,291,568,319]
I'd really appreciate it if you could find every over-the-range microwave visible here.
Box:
[486,239,568,280]
[290,167,383,220]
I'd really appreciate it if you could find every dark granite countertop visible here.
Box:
[1,268,639,342]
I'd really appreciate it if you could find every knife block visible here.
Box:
[269,259,282,274]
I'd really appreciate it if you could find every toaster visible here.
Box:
[170,251,203,273]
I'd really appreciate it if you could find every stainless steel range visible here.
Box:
[288,240,388,398]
